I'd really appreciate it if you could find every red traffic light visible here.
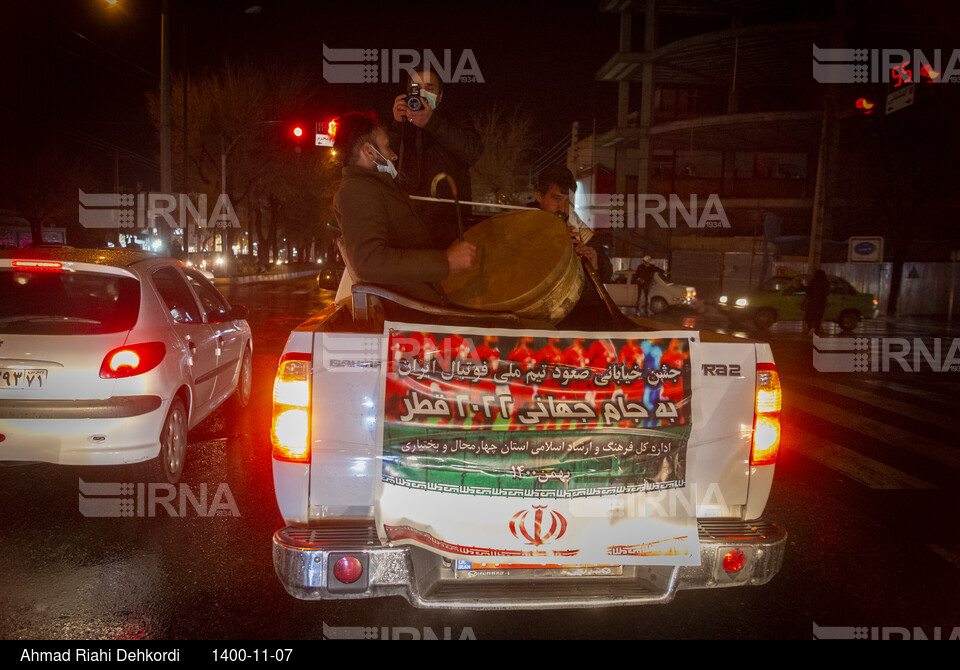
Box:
[856,97,875,114]
[920,63,940,81]
[292,126,304,138]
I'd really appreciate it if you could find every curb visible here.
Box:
[217,270,318,285]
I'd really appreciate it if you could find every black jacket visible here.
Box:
[388,108,482,248]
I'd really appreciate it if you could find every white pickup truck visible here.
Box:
[270,285,785,609]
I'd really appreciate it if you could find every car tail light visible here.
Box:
[12,260,63,272]
[751,362,781,465]
[99,342,166,378]
[272,353,311,462]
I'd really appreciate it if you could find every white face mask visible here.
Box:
[420,89,439,110]
[371,146,397,179]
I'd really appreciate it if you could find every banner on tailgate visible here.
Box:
[375,323,702,566]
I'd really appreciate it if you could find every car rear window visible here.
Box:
[0,268,140,334]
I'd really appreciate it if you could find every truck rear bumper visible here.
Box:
[273,518,786,609]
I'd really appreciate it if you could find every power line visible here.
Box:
[62,27,157,81]
[51,122,160,173]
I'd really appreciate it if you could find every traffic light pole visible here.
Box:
[807,104,830,273]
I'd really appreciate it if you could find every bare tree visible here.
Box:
[470,104,536,205]
[0,147,97,245]
[148,60,333,264]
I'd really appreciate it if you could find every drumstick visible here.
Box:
[429,172,465,241]
[579,254,636,329]
[411,195,531,211]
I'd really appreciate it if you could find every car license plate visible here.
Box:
[0,368,48,390]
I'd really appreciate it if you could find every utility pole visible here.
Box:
[181,18,189,258]
[160,0,172,200]
[807,105,829,272]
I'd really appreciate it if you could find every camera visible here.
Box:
[405,83,423,112]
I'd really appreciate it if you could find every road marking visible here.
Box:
[783,392,960,472]
[858,377,960,409]
[785,426,936,490]
[797,377,957,433]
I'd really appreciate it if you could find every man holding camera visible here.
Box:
[332,111,476,309]
[389,69,483,248]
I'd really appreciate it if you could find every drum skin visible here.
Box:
[440,209,584,323]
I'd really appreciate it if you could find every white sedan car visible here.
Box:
[603,269,697,314]
[0,248,253,483]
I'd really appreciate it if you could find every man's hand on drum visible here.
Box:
[446,240,477,271]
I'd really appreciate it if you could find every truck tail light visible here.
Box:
[722,549,746,574]
[272,353,311,462]
[327,552,369,593]
[751,362,781,465]
[333,556,363,584]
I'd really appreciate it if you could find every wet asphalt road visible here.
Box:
[2,276,959,641]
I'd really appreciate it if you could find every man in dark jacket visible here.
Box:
[332,112,475,306]
[633,256,658,315]
[389,70,482,248]
[532,165,617,329]
[533,165,612,283]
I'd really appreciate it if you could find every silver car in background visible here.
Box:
[0,248,252,483]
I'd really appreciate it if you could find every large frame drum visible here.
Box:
[441,210,584,324]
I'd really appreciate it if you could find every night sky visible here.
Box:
[2,0,622,192]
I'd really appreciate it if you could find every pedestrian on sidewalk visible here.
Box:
[803,269,830,336]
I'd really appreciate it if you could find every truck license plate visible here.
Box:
[0,368,47,390]
[455,561,622,577]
